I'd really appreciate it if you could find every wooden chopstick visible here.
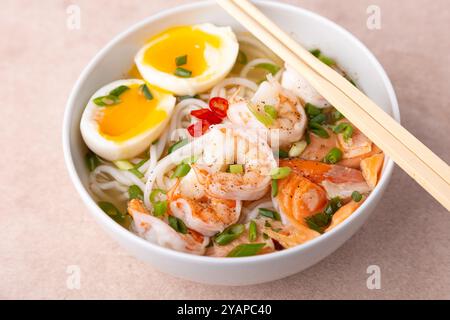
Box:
[217,0,450,210]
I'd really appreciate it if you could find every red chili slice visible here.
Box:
[187,120,210,137]
[190,109,222,124]
[209,97,229,118]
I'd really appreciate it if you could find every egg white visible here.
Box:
[80,79,176,161]
[135,24,239,96]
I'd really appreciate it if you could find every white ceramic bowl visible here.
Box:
[63,0,400,285]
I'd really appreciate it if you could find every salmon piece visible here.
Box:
[280,159,366,184]
[277,172,328,225]
[325,199,364,232]
[279,159,370,199]
[338,144,382,168]
[360,153,384,189]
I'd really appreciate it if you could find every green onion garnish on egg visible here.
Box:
[175,54,187,66]
[140,84,154,100]
[93,95,121,107]
[174,67,192,78]
[109,85,129,97]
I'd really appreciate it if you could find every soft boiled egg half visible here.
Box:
[135,24,239,96]
[80,79,176,161]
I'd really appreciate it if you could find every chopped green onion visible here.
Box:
[323,147,343,164]
[324,197,343,216]
[215,224,245,246]
[305,131,311,145]
[174,67,192,78]
[98,201,127,225]
[310,49,336,66]
[305,103,322,118]
[258,208,281,221]
[128,185,143,200]
[271,179,278,197]
[93,95,120,106]
[153,200,168,217]
[248,220,257,242]
[85,150,100,172]
[178,94,200,101]
[247,103,274,127]
[140,84,153,100]
[129,168,144,179]
[168,139,188,154]
[310,49,321,57]
[351,191,363,202]
[227,243,265,257]
[305,212,331,234]
[288,140,307,158]
[237,50,248,65]
[332,109,344,122]
[319,55,336,66]
[109,85,129,97]
[149,189,166,204]
[175,54,187,66]
[114,160,144,178]
[310,113,326,124]
[305,198,342,233]
[229,164,244,174]
[182,155,198,164]
[168,216,188,234]
[270,167,291,180]
[345,75,357,87]
[264,105,278,119]
[113,160,134,170]
[274,149,289,159]
[333,123,354,141]
[134,157,149,170]
[255,63,281,75]
[309,122,330,138]
[171,163,191,178]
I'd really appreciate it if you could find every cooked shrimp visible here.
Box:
[127,199,209,255]
[227,78,307,147]
[193,125,277,201]
[279,159,371,199]
[281,64,330,108]
[167,170,242,237]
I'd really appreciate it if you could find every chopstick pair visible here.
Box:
[216,0,450,210]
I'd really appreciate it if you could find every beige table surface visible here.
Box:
[1,0,449,300]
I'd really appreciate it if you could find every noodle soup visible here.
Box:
[80,25,384,258]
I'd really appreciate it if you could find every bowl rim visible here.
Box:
[62,0,400,265]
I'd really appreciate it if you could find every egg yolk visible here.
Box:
[98,84,167,142]
[143,26,221,77]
